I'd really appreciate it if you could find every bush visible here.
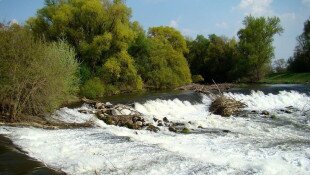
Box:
[192,75,204,83]
[0,26,79,120]
[80,77,105,99]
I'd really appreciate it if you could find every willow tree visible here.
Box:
[27,0,142,96]
[238,16,283,81]
[144,26,192,89]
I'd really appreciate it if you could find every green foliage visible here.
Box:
[139,26,191,89]
[0,26,79,119]
[99,51,143,94]
[192,75,205,83]
[28,0,142,94]
[261,72,310,84]
[288,18,310,72]
[238,16,283,81]
[186,35,210,76]
[80,77,105,99]
[186,34,240,83]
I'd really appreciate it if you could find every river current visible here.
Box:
[0,84,309,175]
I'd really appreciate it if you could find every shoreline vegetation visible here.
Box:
[261,72,310,84]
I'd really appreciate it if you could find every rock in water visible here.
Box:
[210,96,246,117]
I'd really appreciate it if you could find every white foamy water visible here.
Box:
[0,90,309,175]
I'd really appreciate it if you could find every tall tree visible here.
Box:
[238,16,283,81]
[135,26,192,89]
[186,35,210,76]
[288,17,310,72]
[27,0,142,96]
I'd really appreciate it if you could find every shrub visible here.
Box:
[192,75,205,83]
[0,26,79,121]
[80,77,105,99]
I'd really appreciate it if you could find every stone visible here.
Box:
[111,109,122,116]
[169,126,177,132]
[95,102,103,109]
[105,102,113,108]
[163,117,169,123]
[153,117,158,122]
[146,125,160,132]
[120,109,132,115]
[261,110,270,115]
[136,121,143,126]
[157,122,164,126]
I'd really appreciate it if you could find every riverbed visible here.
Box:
[0,84,309,175]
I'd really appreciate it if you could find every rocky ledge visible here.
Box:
[80,98,192,133]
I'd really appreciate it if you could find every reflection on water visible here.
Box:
[0,135,62,175]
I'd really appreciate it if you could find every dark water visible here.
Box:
[103,90,204,104]
[229,84,310,95]
[0,135,63,175]
[104,84,310,105]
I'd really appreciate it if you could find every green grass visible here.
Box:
[261,72,310,84]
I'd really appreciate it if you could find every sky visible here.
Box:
[0,0,309,60]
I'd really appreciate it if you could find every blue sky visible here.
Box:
[0,0,309,60]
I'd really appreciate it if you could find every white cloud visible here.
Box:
[216,22,228,29]
[237,0,273,16]
[169,19,179,28]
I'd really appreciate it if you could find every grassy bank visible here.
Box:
[261,72,310,84]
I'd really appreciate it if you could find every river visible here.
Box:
[0,84,309,175]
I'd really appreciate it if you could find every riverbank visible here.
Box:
[261,72,310,84]
[0,135,65,175]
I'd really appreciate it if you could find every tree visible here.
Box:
[273,58,287,73]
[186,35,210,76]
[186,34,240,83]
[0,26,79,120]
[134,26,191,89]
[288,18,310,72]
[27,0,143,96]
[238,16,283,81]
[204,35,240,82]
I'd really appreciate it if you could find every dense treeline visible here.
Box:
[187,16,283,83]
[288,18,310,72]
[1,0,296,120]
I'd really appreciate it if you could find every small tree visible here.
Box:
[273,59,287,73]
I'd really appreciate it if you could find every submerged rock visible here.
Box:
[181,127,190,134]
[146,125,160,132]
[210,96,246,117]
[261,110,270,115]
